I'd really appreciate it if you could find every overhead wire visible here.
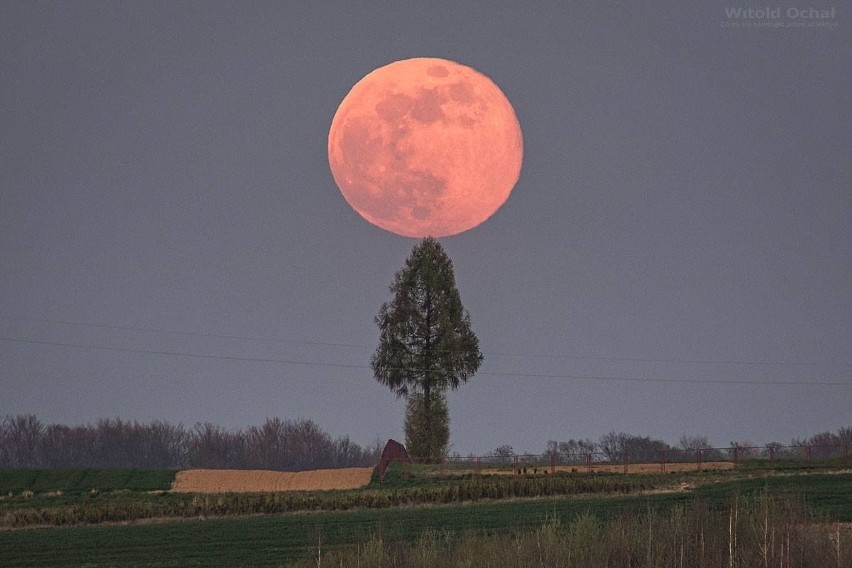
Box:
[1,335,850,387]
[1,314,849,369]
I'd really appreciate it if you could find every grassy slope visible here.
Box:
[2,472,850,568]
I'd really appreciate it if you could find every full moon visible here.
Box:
[328,58,523,237]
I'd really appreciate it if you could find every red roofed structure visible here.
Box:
[379,439,412,478]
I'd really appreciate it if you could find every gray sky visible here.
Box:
[1,1,849,454]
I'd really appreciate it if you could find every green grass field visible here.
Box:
[1,470,850,567]
[0,466,668,529]
[0,468,176,495]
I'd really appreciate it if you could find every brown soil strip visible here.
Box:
[171,467,373,493]
[482,461,736,476]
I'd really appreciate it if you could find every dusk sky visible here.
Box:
[1,2,849,455]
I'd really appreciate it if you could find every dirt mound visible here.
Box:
[171,467,373,493]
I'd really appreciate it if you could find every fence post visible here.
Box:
[696,449,702,472]
[513,455,519,476]
[440,456,446,479]
[622,452,629,475]
[661,450,667,473]
[586,453,592,475]
[769,446,776,462]
[475,457,481,477]
[550,452,556,475]
[733,446,739,468]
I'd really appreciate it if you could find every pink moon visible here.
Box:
[328,57,523,237]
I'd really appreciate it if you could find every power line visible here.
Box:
[1,335,850,387]
[0,335,365,371]
[2,314,849,369]
[0,315,358,350]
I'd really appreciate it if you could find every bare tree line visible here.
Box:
[481,433,715,463]
[483,427,852,463]
[0,414,380,470]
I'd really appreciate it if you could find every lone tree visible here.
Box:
[371,237,483,461]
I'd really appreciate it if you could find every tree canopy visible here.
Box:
[371,237,482,460]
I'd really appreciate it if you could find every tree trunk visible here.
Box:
[423,382,432,461]
[423,276,433,461]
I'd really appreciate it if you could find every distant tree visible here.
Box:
[492,444,515,460]
[553,438,598,464]
[598,432,672,463]
[371,237,483,462]
[3,414,43,468]
[679,434,723,461]
[678,434,712,451]
[559,438,597,455]
[764,441,785,459]
[188,422,245,469]
[41,424,74,468]
[284,418,335,471]
[137,420,183,468]
[246,417,288,470]
[622,435,672,462]
[729,440,759,460]
[599,431,627,462]
[792,428,851,459]
[559,438,599,463]
[333,435,367,468]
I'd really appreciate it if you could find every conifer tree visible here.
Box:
[371,237,483,461]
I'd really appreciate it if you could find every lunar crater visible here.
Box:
[409,88,446,123]
[374,92,413,121]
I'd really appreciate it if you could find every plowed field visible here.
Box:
[171,467,373,493]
